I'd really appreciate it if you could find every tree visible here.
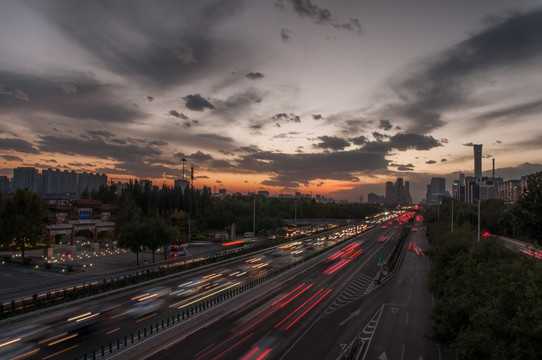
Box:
[149,218,179,262]
[0,189,47,258]
[92,183,118,205]
[118,222,146,266]
[513,171,542,244]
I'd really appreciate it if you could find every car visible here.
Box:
[126,298,166,317]
[0,342,39,360]
[132,286,171,301]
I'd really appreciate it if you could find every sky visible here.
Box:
[1,0,542,203]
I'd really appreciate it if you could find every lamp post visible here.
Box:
[181,158,186,181]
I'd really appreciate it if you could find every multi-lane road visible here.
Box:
[2,213,444,360]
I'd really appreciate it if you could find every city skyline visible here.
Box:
[1,1,542,202]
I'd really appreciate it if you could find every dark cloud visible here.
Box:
[32,1,247,89]
[313,114,322,120]
[212,89,263,120]
[197,133,233,143]
[1,154,23,161]
[189,151,213,162]
[219,149,234,156]
[237,147,389,187]
[0,138,39,154]
[372,132,390,142]
[209,159,236,171]
[340,118,367,134]
[36,134,162,165]
[87,130,114,139]
[277,0,363,34]
[146,96,154,102]
[388,133,442,151]
[379,119,392,131]
[173,152,187,161]
[246,72,264,80]
[97,161,177,179]
[168,110,189,119]
[384,8,542,134]
[393,163,415,171]
[426,160,437,164]
[0,70,146,123]
[441,158,448,162]
[313,136,350,151]
[272,113,301,123]
[183,94,215,111]
[349,135,367,146]
[234,145,261,153]
[280,28,291,42]
[67,162,95,168]
[149,140,167,147]
[475,98,542,123]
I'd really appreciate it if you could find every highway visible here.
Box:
[1,225,368,359]
[121,223,406,360]
[0,211,439,360]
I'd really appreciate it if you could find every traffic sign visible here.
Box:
[377,255,384,266]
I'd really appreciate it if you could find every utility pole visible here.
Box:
[253,198,256,236]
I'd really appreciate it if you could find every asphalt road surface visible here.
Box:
[134,225,404,360]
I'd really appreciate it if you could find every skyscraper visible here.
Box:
[426,177,447,205]
[474,144,482,179]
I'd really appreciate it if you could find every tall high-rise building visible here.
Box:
[426,177,447,205]
[0,175,9,194]
[385,178,412,205]
[12,167,40,192]
[474,144,482,179]
[385,181,395,204]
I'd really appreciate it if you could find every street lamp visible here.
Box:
[181,158,186,181]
